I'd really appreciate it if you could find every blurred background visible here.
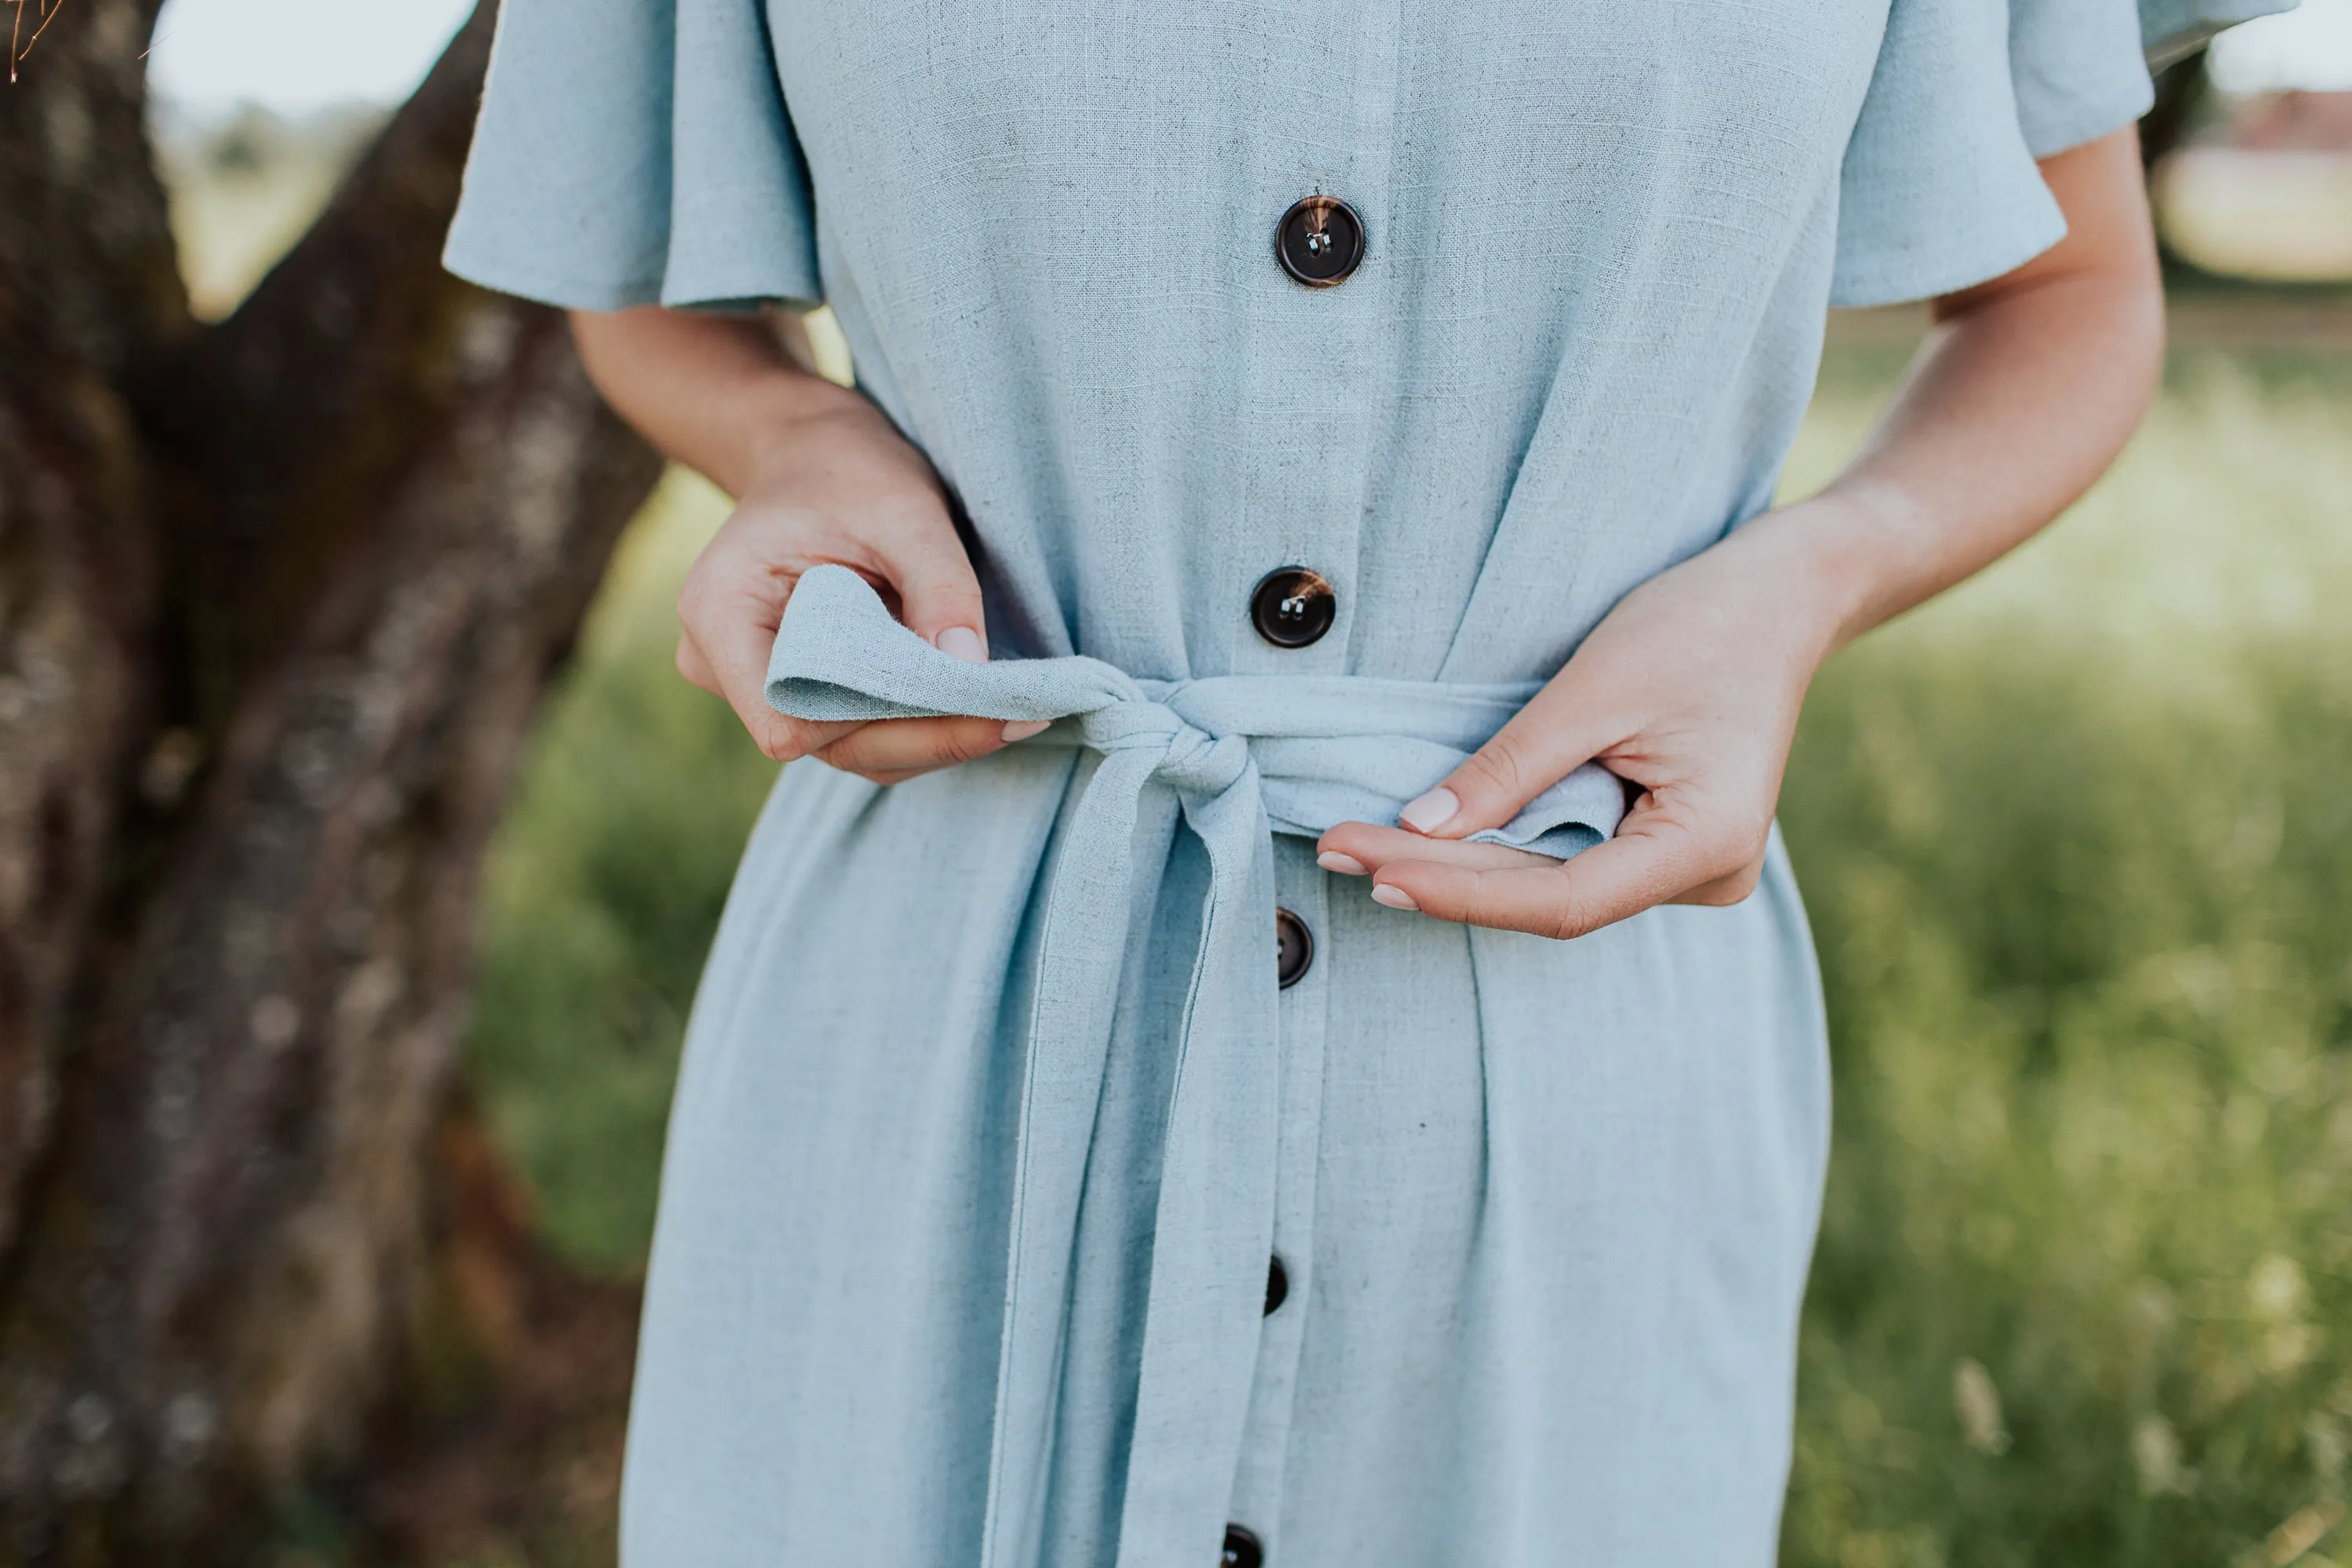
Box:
[23,0,2352,1562]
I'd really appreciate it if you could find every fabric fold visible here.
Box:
[765,565,1619,1563]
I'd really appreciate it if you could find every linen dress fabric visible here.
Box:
[445,4,2154,1564]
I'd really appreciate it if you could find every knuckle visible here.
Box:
[1698,823,1768,884]
[1545,902,1597,942]
[1457,744,1529,806]
[675,568,717,622]
[1541,884,1599,942]
[937,722,1001,766]
[1698,864,1764,907]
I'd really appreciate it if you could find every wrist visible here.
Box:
[734,375,884,488]
[1736,491,1906,660]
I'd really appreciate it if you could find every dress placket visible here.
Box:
[1223,6,1402,1554]
[1222,840,1336,1556]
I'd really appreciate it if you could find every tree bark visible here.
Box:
[0,2,662,1559]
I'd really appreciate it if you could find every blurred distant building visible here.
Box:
[2228,88,2352,149]
[2155,89,2352,279]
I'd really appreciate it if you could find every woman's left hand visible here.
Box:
[1316,503,1853,939]
[1319,127,2162,941]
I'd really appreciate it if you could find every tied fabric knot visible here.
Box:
[1081,697,1252,801]
[767,565,1624,1566]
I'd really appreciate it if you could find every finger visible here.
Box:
[814,715,1046,780]
[1396,681,1624,842]
[676,630,722,695]
[871,513,991,660]
[1665,854,1766,908]
[1368,822,1726,939]
[677,557,825,759]
[1315,821,1555,877]
[681,626,858,750]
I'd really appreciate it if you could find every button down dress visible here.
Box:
[444,3,2161,1563]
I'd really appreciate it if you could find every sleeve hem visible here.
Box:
[441,238,663,313]
[441,238,822,318]
[2020,81,2156,159]
[1828,205,2066,308]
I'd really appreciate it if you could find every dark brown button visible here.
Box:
[1274,909,1312,989]
[1250,568,1334,648]
[1264,1255,1289,1315]
[1223,1524,1265,1568]
[1276,195,1363,287]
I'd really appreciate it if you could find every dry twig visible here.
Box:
[9,0,66,82]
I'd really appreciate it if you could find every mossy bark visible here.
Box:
[0,3,661,1559]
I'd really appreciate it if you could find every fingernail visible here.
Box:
[1000,719,1051,742]
[1317,851,1367,876]
[1370,883,1420,912]
[1399,787,1458,835]
[936,626,987,662]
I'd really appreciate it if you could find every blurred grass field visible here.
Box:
[1776,347,2352,1567]
[464,339,2352,1565]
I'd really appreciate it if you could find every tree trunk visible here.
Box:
[0,2,662,1559]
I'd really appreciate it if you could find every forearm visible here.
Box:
[1749,127,2165,657]
[568,306,862,498]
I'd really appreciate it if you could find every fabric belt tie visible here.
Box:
[768,565,1622,1567]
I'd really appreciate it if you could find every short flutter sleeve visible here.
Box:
[441,0,823,313]
[2012,0,2161,155]
[1830,0,2152,308]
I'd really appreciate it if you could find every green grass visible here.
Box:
[464,339,2352,1563]
[1780,346,2352,1566]
[1782,634,2352,1568]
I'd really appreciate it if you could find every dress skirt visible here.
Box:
[619,741,1830,1567]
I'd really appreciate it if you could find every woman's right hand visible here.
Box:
[673,389,1044,782]
[570,305,1043,784]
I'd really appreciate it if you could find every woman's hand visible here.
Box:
[572,306,1041,783]
[672,390,1044,782]
[1317,125,2163,938]
[1315,507,1844,937]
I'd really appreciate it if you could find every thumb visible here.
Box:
[1398,680,1618,840]
[874,518,991,662]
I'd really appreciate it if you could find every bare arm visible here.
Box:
[1319,127,2165,935]
[1798,128,2164,648]
[572,307,836,498]
[569,306,1041,777]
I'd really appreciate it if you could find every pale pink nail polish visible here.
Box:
[1399,787,1458,834]
[936,626,988,662]
[1001,719,1051,742]
[1370,884,1420,912]
[1317,851,1368,876]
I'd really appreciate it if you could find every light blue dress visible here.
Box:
[444,3,2168,1563]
